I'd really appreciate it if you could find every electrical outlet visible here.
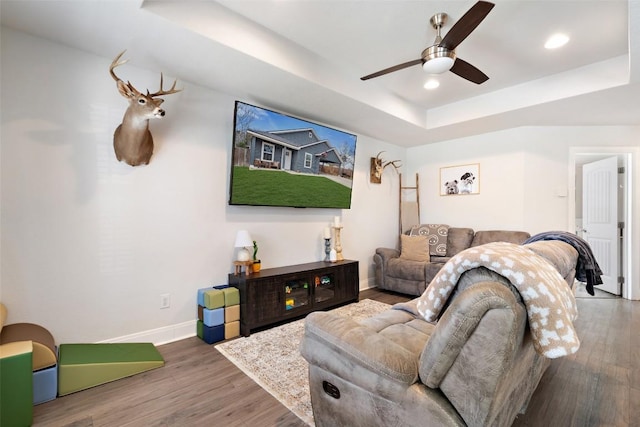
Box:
[160,293,171,309]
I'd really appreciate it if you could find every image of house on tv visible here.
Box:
[246,128,350,178]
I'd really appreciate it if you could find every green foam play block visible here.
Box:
[197,320,203,339]
[223,287,239,306]
[58,343,164,396]
[204,289,225,309]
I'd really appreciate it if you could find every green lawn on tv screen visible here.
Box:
[230,166,351,208]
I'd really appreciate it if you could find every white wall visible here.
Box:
[407,130,528,230]
[0,27,404,343]
[407,126,640,299]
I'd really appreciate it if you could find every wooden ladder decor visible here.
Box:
[399,173,420,236]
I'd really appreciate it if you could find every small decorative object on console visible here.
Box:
[252,240,261,272]
[234,230,253,262]
[332,223,344,261]
[323,227,331,261]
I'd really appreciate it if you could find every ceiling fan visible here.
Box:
[361,1,495,84]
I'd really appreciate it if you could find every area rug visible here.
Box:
[215,299,391,426]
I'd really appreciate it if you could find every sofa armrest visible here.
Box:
[301,311,418,387]
[524,240,579,287]
[420,282,523,388]
[373,247,401,289]
[375,247,400,263]
[419,282,529,426]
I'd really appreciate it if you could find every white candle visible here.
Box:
[334,216,341,227]
[324,227,331,239]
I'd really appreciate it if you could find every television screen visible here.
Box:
[229,101,358,209]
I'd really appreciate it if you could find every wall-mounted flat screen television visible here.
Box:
[229,101,358,209]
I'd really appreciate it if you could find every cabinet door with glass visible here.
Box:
[313,272,336,304]
[284,278,311,312]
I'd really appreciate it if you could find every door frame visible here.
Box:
[568,146,639,300]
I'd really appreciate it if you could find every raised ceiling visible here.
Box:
[1,0,638,146]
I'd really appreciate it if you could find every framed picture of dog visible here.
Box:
[440,163,480,196]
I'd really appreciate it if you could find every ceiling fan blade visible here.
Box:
[360,59,422,80]
[440,1,495,51]
[450,58,489,84]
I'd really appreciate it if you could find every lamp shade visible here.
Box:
[235,230,253,248]
[234,230,253,262]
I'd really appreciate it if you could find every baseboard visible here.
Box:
[97,320,196,346]
[359,277,376,291]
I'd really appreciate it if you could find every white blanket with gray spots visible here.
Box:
[416,242,579,359]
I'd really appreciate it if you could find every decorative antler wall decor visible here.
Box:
[370,151,402,183]
[109,50,182,166]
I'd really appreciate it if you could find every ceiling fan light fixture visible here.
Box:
[423,56,455,74]
[421,45,456,74]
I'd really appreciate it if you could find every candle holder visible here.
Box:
[324,238,331,262]
[332,226,344,261]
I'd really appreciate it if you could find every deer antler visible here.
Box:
[110,50,141,95]
[383,159,402,172]
[110,50,181,97]
[376,151,402,172]
[148,73,182,97]
[109,50,129,83]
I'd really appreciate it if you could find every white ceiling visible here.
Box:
[1,0,639,147]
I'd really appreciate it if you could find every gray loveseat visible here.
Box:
[301,240,580,427]
[374,226,531,296]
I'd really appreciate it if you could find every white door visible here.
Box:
[582,156,619,295]
[283,149,292,170]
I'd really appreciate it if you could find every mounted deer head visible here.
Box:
[110,50,181,166]
[370,151,401,183]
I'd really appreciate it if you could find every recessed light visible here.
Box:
[545,33,569,49]
[423,79,440,90]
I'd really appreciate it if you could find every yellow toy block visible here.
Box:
[224,321,240,340]
[225,305,240,323]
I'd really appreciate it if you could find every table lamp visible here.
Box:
[235,230,253,261]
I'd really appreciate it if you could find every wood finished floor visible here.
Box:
[33,288,638,426]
